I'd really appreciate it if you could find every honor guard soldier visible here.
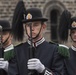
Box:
[8,1,64,75]
[0,20,14,75]
[59,10,76,75]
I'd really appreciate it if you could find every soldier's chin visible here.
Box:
[29,36,36,39]
[32,36,36,39]
[73,39,76,42]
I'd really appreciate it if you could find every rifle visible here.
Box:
[28,23,35,75]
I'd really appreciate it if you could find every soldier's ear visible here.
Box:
[42,23,46,29]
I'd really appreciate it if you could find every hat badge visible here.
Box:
[71,21,76,28]
[26,13,32,20]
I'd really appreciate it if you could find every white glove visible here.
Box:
[0,60,9,72]
[27,58,45,73]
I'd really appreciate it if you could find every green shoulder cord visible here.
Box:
[4,48,14,61]
[58,44,70,58]
[49,41,70,58]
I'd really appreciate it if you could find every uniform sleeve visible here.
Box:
[42,46,64,75]
[0,69,8,75]
[8,53,19,75]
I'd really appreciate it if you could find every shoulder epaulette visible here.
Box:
[58,44,70,58]
[15,43,23,48]
[49,41,58,46]
[4,48,14,61]
[49,42,70,58]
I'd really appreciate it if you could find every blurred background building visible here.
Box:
[0,0,76,46]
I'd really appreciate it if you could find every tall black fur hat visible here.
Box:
[0,20,11,31]
[59,10,76,42]
[58,10,71,42]
[23,8,48,23]
[12,1,26,41]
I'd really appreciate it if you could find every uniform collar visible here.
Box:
[27,37,45,47]
[71,45,76,51]
[4,44,14,52]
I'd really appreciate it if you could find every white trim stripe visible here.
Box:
[71,46,76,51]
[27,37,45,47]
[44,70,52,75]
[4,44,14,52]
[4,47,14,52]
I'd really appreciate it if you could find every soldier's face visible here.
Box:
[71,29,76,42]
[0,31,12,47]
[24,21,46,39]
